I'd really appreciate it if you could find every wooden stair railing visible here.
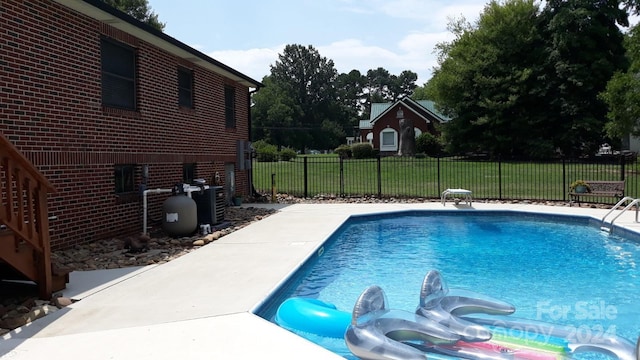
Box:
[1,134,57,299]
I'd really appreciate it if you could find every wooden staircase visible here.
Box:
[1,134,63,299]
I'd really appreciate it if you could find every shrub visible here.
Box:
[280,147,297,161]
[252,140,270,151]
[253,140,279,162]
[351,143,376,159]
[334,144,352,159]
[415,133,443,157]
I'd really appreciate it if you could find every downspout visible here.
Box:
[248,86,260,197]
[248,87,260,142]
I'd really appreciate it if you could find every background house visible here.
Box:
[356,98,448,155]
[1,0,262,250]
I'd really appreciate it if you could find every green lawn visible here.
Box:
[252,155,639,202]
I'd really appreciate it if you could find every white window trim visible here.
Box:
[380,129,398,152]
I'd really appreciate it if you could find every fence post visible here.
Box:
[562,158,566,202]
[271,173,276,203]
[437,157,441,195]
[498,157,502,200]
[340,156,344,197]
[620,154,626,181]
[377,155,382,198]
[303,156,308,198]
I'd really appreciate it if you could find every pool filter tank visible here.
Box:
[162,185,198,237]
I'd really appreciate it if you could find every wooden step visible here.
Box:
[0,230,38,280]
[51,268,70,293]
[0,232,69,293]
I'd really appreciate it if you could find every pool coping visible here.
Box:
[1,202,639,359]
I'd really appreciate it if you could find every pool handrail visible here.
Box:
[601,196,640,232]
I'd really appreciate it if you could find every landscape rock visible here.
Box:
[52,296,73,308]
[192,239,205,246]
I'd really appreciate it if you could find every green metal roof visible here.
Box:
[368,99,450,122]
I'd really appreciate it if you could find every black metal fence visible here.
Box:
[252,155,639,204]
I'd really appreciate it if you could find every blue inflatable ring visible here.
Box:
[275,297,351,338]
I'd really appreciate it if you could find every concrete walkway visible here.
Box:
[1,202,638,359]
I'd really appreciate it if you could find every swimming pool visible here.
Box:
[254,210,640,359]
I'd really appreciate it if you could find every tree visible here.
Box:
[601,24,640,140]
[335,70,368,134]
[427,0,629,159]
[385,70,418,101]
[541,0,628,157]
[427,0,548,158]
[252,45,421,149]
[411,85,430,101]
[365,67,393,104]
[102,0,165,31]
[363,68,416,102]
[397,112,416,157]
[253,45,348,151]
[622,0,640,14]
[251,76,304,148]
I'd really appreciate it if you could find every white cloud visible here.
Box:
[397,31,454,83]
[356,0,485,23]
[319,39,398,73]
[208,33,451,87]
[205,1,486,88]
[194,0,492,89]
[208,46,284,83]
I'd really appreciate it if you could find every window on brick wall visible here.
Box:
[178,67,193,108]
[183,163,196,184]
[114,164,135,194]
[101,38,136,110]
[224,85,236,128]
[380,129,398,152]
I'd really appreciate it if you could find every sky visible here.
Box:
[147,0,492,86]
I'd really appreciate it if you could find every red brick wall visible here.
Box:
[1,0,252,249]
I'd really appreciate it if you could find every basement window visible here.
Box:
[101,38,136,110]
[183,163,196,184]
[114,164,135,194]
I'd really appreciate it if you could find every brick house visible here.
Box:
[1,0,262,250]
[355,97,448,155]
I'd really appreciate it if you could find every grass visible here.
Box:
[252,155,639,202]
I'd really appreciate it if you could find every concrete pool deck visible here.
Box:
[1,202,639,359]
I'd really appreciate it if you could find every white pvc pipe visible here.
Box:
[184,185,209,198]
[143,188,172,235]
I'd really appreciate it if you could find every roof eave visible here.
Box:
[54,0,263,89]
[370,98,447,124]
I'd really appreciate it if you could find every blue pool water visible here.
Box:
[255,210,640,359]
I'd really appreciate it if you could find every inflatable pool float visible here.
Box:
[415,270,639,360]
[345,285,461,360]
[274,297,351,338]
[460,315,638,360]
[273,269,639,360]
[416,269,516,342]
